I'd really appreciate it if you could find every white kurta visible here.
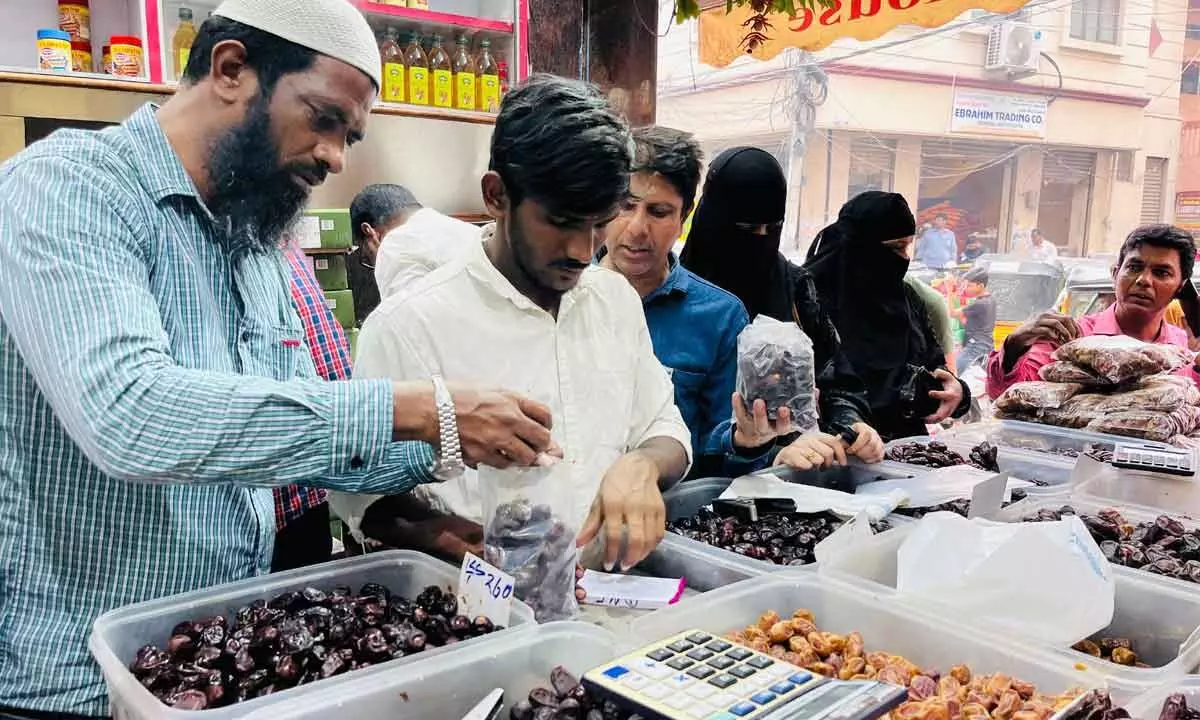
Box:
[329,240,693,539]
[374,207,484,301]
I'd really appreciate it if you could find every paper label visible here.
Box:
[456,73,477,110]
[383,62,405,103]
[408,67,429,105]
[178,49,190,74]
[294,215,321,249]
[578,570,685,610]
[324,297,337,310]
[320,219,335,232]
[479,75,501,112]
[315,258,329,270]
[432,69,453,108]
[968,472,1008,519]
[457,551,514,626]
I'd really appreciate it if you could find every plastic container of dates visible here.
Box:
[89,550,536,720]
[629,572,1121,702]
[1072,459,1200,520]
[237,622,622,720]
[653,469,912,579]
[1124,677,1200,720]
[820,521,1200,689]
[981,420,1169,461]
[882,435,1075,494]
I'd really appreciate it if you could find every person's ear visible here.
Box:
[208,40,255,105]
[481,171,509,220]
[360,222,377,244]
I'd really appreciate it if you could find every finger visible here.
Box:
[809,439,837,467]
[731,392,753,427]
[602,495,625,571]
[823,434,847,466]
[511,419,554,456]
[576,502,603,549]
[512,394,554,429]
[622,506,649,571]
[929,390,955,400]
[575,586,587,601]
[932,368,954,382]
[501,438,539,467]
[847,429,869,455]
[775,448,813,470]
[775,406,793,432]
[752,399,772,436]
[575,563,585,580]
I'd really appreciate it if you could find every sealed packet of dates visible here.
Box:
[735,315,817,432]
[993,381,1083,414]
[1055,336,1192,384]
[1087,406,1200,443]
[479,460,578,623]
[1039,361,1111,386]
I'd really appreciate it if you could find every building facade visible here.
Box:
[658,0,1186,259]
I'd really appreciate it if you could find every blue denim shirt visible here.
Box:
[642,256,755,478]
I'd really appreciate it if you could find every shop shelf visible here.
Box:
[629,573,1124,703]
[89,550,535,720]
[821,521,1200,690]
[356,1,514,33]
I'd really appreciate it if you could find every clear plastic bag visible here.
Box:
[1038,361,1110,386]
[480,461,578,623]
[1087,406,1200,443]
[735,315,817,432]
[1090,378,1199,414]
[1054,336,1192,384]
[993,381,1083,414]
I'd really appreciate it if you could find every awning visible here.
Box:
[698,0,1031,67]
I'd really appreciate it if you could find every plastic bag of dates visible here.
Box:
[735,315,817,432]
[993,381,1084,414]
[1055,336,1192,384]
[481,462,579,623]
[1039,361,1112,387]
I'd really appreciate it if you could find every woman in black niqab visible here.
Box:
[804,191,971,439]
[681,147,886,474]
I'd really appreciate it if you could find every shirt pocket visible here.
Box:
[237,322,307,381]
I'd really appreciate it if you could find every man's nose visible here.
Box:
[626,209,650,240]
[313,142,345,176]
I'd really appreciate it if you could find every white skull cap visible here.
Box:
[213,0,381,89]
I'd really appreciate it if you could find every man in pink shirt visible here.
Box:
[987,225,1198,397]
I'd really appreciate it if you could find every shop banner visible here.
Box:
[1177,192,1200,234]
[949,88,1047,139]
[697,0,1030,67]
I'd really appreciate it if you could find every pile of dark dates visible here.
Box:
[1073,637,1146,667]
[486,498,577,622]
[668,507,890,566]
[1160,693,1200,720]
[885,441,1001,472]
[1025,506,1200,585]
[510,665,638,720]
[1062,690,1131,720]
[129,583,501,710]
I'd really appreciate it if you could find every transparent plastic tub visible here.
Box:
[238,622,621,720]
[89,551,535,720]
[883,435,1074,495]
[821,522,1200,689]
[657,470,911,576]
[1125,677,1200,719]
[629,572,1121,701]
[1073,458,1200,519]
[981,420,1169,460]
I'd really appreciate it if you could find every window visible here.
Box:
[1184,64,1200,95]
[1141,157,1167,225]
[848,136,895,200]
[1069,0,1120,44]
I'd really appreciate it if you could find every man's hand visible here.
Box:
[924,368,964,423]
[773,432,846,470]
[845,423,885,464]
[448,384,560,468]
[576,452,666,571]
[731,392,793,451]
[1002,312,1082,371]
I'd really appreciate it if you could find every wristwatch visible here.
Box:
[431,375,465,481]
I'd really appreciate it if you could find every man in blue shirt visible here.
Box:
[916,213,959,268]
[600,126,749,478]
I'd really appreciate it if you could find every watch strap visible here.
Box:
[431,375,464,480]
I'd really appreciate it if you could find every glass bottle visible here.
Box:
[379,27,404,104]
[451,34,477,111]
[404,32,429,106]
[476,39,501,113]
[172,7,197,81]
[427,34,453,109]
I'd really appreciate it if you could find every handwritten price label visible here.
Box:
[457,551,514,626]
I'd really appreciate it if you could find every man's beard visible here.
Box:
[207,93,323,254]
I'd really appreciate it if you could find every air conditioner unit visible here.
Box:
[985,22,1042,76]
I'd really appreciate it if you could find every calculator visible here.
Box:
[1112,444,1196,478]
[581,629,908,720]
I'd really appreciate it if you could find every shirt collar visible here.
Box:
[644,253,689,303]
[1091,303,1172,342]
[464,238,593,315]
[124,104,204,205]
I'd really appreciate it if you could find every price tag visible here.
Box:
[457,551,514,626]
[967,472,1008,519]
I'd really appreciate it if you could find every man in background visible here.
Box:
[1025,228,1059,262]
[373,187,483,300]
[955,267,996,371]
[346,184,413,326]
[916,213,958,269]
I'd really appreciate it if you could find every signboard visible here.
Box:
[1177,192,1200,234]
[949,89,1047,139]
[697,0,1030,67]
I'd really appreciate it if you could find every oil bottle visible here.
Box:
[404,32,429,106]
[476,39,500,113]
[451,34,477,111]
[427,34,453,109]
[172,7,196,80]
[379,27,404,104]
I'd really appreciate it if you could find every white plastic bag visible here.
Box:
[719,473,905,522]
[895,512,1114,646]
[735,315,817,432]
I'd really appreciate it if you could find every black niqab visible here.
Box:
[680,147,793,321]
[804,191,918,405]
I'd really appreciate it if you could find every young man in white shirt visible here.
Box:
[330,75,691,572]
[373,191,484,301]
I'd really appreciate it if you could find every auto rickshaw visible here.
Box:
[1055,260,1115,317]
[971,255,1066,348]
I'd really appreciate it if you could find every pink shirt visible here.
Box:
[985,304,1195,397]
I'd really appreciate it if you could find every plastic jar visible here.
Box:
[58,0,90,42]
[109,36,143,78]
[36,29,72,73]
[70,40,92,73]
[101,44,111,74]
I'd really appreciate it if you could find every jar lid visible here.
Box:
[71,40,91,51]
[110,35,142,47]
[58,0,89,6]
[37,29,71,41]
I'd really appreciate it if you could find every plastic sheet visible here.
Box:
[735,315,817,432]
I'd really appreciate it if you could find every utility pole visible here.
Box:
[782,49,827,257]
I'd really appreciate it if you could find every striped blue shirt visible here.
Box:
[0,104,436,715]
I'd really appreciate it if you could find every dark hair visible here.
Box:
[630,126,703,216]
[1031,228,1043,237]
[350,184,421,241]
[182,17,318,95]
[964,267,989,286]
[490,74,632,217]
[1118,224,1197,280]
[935,213,948,221]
